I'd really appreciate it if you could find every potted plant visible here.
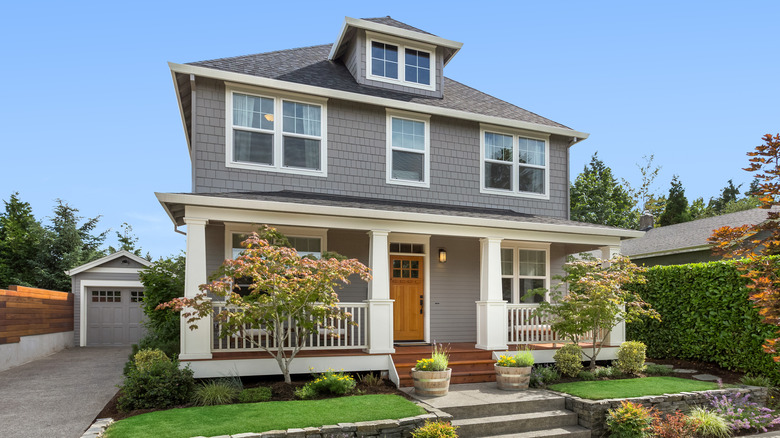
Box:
[411,344,451,396]
[495,348,534,390]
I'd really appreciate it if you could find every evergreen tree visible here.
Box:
[708,179,741,215]
[0,193,44,288]
[658,175,692,226]
[570,153,638,229]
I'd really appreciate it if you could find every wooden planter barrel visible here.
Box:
[495,364,532,390]
[411,368,451,396]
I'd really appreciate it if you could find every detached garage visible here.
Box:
[66,251,152,347]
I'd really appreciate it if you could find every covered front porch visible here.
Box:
[156,192,640,379]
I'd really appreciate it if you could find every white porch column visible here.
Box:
[364,230,394,354]
[600,245,625,346]
[476,237,508,350]
[180,217,212,360]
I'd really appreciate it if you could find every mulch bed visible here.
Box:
[98,372,409,422]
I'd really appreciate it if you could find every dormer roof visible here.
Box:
[328,16,463,66]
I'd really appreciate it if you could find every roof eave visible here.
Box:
[168,62,589,141]
[65,250,152,276]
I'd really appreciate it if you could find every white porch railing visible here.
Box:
[507,303,607,345]
[211,302,368,352]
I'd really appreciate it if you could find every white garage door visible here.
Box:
[86,288,145,346]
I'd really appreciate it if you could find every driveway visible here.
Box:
[0,346,129,438]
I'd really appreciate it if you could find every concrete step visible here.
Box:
[452,410,579,437]
[442,396,565,419]
[479,425,592,438]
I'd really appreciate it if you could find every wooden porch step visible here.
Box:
[398,370,497,387]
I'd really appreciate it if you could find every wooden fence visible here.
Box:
[0,286,73,345]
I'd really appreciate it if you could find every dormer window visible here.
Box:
[366,31,435,91]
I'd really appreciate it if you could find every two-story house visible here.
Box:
[157,16,642,384]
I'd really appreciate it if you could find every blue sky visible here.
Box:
[1,1,778,258]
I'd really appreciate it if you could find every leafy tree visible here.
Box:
[137,254,185,358]
[535,254,659,370]
[623,154,662,215]
[657,175,692,226]
[689,197,709,220]
[709,133,780,358]
[160,227,371,383]
[108,222,150,260]
[36,200,107,291]
[0,193,44,288]
[570,153,638,229]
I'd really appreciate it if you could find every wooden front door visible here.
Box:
[390,256,424,341]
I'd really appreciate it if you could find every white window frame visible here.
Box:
[224,223,328,260]
[366,31,436,92]
[479,124,550,200]
[500,242,551,304]
[225,84,328,177]
[385,109,431,188]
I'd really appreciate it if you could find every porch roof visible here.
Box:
[156,191,643,241]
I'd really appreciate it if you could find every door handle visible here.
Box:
[420,295,424,314]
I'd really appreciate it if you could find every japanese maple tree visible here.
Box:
[709,133,780,358]
[160,227,371,383]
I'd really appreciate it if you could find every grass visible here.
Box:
[549,376,724,400]
[104,394,424,438]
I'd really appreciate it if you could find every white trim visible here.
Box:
[385,109,431,188]
[157,193,644,242]
[224,223,328,260]
[480,125,551,200]
[225,85,328,177]
[183,354,392,379]
[80,267,145,274]
[168,62,590,142]
[65,250,152,276]
[365,31,436,92]
[78,280,144,347]
[388,233,431,343]
[170,70,192,151]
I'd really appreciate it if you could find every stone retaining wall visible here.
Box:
[193,406,453,438]
[562,386,768,438]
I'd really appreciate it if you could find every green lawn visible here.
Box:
[549,377,724,400]
[104,394,425,438]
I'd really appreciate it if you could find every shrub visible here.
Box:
[615,341,646,375]
[357,372,383,387]
[238,387,272,403]
[554,344,583,377]
[626,258,780,383]
[133,348,170,372]
[138,254,185,356]
[688,407,730,438]
[416,344,449,371]
[295,369,356,399]
[650,411,700,438]
[530,365,560,388]
[411,420,458,438]
[117,359,195,412]
[594,366,620,379]
[644,363,672,376]
[741,374,773,387]
[578,370,595,381]
[496,348,534,367]
[707,390,780,433]
[193,380,240,406]
[606,400,654,438]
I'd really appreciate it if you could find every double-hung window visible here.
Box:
[366,32,436,91]
[501,245,549,304]
[227,87,327,176]
[481,127,549,199]
[386,110,430,187]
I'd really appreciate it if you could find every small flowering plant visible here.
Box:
[415,344,449,371]
[296,369,356,399]
[606,400,655,438]
[496,348,535,367]
[707,390,780,433]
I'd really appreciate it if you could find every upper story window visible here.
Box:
[366,32,436,91]
[386,109,430,188]
[501,245,549,304]
[480,126,549,199]
[226,86,327,176]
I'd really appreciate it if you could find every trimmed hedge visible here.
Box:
[626,258,780,382]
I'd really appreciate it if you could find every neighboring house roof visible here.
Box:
[188,44,570,130]
[622,207,777,259]
[156,191,643,240]
[64,250,152,276]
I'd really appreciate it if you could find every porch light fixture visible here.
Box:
[438,248,447,263]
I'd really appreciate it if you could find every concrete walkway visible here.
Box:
[0,346,129,438]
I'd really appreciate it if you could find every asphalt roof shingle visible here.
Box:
[361,16,435,35]
[189,44,571,130]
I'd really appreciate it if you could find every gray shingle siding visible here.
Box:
[193,78,568,218]
[429,236,479,343]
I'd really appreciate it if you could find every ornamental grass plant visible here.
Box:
[415,344,449,371]
[496,348,534,367]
